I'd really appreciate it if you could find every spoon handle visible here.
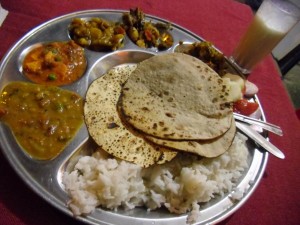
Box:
[234,113,283,136]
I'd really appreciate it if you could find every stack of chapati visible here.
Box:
[84,53,235,167]
[84,65,177,168]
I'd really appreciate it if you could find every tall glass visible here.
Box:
[229,0,300,74]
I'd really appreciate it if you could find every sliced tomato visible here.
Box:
[233,98,259,116]
[0,107,7,118]
[115,26,125,34]
[144,29,153,41]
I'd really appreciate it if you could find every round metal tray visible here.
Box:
[0,10,268,225]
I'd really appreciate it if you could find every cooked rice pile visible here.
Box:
[63,133,248,222]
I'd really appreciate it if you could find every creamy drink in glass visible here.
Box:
[230,0,300,74]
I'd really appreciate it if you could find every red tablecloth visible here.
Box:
[0,0,299,225]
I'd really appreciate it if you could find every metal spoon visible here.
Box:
[234,113,283,136]
[236,121,285,159]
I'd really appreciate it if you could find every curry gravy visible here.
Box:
[22,41,87,86]
[0,82,83,160]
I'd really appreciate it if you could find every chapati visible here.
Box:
[144,117,236,158]
[84,65,177,168]
[118,53,233,140]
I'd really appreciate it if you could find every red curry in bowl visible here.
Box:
[22,40,87,86]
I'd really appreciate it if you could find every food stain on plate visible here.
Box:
[0,81,84,160]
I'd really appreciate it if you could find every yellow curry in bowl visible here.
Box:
[68,17,126,51]
[0,82,84,160]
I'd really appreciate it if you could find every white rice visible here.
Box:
[63,132,249,223]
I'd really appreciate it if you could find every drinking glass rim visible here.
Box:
[268,0,300,19]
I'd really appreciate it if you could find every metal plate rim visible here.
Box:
[0,9,268,225]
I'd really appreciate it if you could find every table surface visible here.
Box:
[0,0,299,225]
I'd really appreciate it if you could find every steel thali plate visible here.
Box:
[0,10,268,225]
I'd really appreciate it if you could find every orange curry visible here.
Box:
[22,40,87,86]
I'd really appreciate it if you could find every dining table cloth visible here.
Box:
[0,0,299,225]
